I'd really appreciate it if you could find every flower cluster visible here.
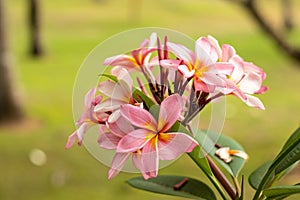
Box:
[66,33,267,180]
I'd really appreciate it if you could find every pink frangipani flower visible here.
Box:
[164,40,235,93]
[197,35,237,63]
[228,56,268,110]
[117,94,198,179]
[94,67,136,123]
[103,33,157,72]
[65,87,105,149]
[197,35,268,108]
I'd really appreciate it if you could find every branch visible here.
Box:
[226,0,300,63]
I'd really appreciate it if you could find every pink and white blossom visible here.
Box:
[103,33,157,72]
[164,41,235,93]
[117,94,198,179]
[94,67,136,123]
[65,87,105,149]
[227,56,268,110]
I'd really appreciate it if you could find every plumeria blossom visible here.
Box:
[164,40,235,93]
[67,32,268,187]
[226,56,268,110]
[103,33,157,72]
[98,116,135,179]
[94,67,137,123]
[197,35,267,109]
[197,35,237,63]
[117,94,198,179]
[66,87,105,149]
[215,147,248,163]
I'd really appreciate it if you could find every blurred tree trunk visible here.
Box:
[29,0,43,57]
[282,0,293,31]
[0,0,24,122]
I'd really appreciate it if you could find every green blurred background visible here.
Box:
[0,0,299,199]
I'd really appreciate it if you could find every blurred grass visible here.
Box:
[0,0,299,199]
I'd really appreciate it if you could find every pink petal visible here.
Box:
[108,153,131,179]
[132,151,142,171]
[149,32,157,48]
[201,73,227,88]
[158,132,198,160]
[95,112,110,122]
[167,42,195,64]
[76,122,91,142]
[94,99,123,113]
[141,139,159,180]
[107,109,121,123]
[98,132,120,150]
[84,87,97,108]
[244,94,265,110]
[65,122,91,149]
[213,62,234,76]
[196,37,219,63]
[214,78,239,95]
[98,80,131,102]
[92,94,102,106]
[120,104,157,132]
[103,54,138,70]
[65,131,78,149]
[158,94,183,132]
[111,67,133,90]
[194,79,214,93]
[98,125,121,149]
[160,59,181,70]
[239,72,262,94]
[232,88,247,101]
[195,40,213,66]
[208,35,222,57]
[230,56,245,82]
[117,129,155,153]
[139,39,149,49]
[178,65,195,78]
[221,44,236,62]
[255,86,268,94]
[107,115,134,137]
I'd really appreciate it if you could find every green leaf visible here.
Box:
[263,185,300,199]
[274,127,300,175]
[249,161,273,190]
[282,127,300,150]
[127,176,217,200]
[99,73,118,82]
[132,88,156,110]
[253,127,300,200]
[193,130,247,177]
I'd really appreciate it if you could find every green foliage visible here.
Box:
[132,88,156,110]
[249,161,272,190]
[127,176,217,200]
[273,127,300,175]
[263,185,300,200]
[252,127,300,200]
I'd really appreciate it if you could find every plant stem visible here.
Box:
[206,155,237,200]
[187,153,228,200]
[232,176,241,196]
